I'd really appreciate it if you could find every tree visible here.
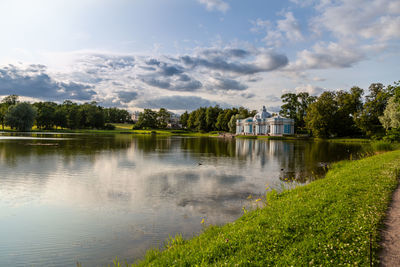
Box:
[379,81,400,131]
[1,95,20,130]
[0,103,7,130]
[2,94,19,106]
[195,107,207,132]
[379,97,400,130]
[34,102,57,129]
[355,83,392,137]
[205,106,222,131]
[85,103,105,129]
[280,92,316,132]
[187,111,196,130]
[305,91,338,138]
[5,102,37,131]
[104,107,131,123]
[334,87,364,136]
[135,109,158,129]
[180,111,189,128]
[54,105,67,129]
[228,114,239,133]
[157,108,171,129]
[280,93,298,120]
[296,92,317,129]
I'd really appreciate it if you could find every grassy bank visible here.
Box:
[123,150,400,266]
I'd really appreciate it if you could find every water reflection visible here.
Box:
[0,133,372,266]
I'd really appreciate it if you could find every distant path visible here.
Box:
[380,184,400,266]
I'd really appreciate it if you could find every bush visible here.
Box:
[383,128,400,142]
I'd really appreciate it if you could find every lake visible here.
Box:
[0,133,372,266]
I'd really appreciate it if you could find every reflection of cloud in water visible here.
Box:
[107,190,132,202]
[216,174,244,185]
[0,134,373,266]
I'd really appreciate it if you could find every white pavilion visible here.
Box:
[236,106,294,136]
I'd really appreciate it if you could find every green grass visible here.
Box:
[119,150,400,266]
[324,138,372,143]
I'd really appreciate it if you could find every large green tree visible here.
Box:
[5,102,37,131]
[280,92,317,132]
[34,102,57,129]
[379,81,400,141]
[305,91,338,138]
[355,83,392,137]
[180,111,189,128]
[135,109,158,129]
[157,108,171,129]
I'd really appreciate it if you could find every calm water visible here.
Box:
[0,133,372,266]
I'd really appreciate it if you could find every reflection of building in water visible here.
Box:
[236,106,294,136]
[236,139,296,168]
[236,139,294,158]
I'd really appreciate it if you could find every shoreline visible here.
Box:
[1,128,373,143]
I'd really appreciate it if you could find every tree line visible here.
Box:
[281,81,400,139]
[134,80,399,140]
[179,106,257,132]
[0,95,132,131]
[2,80,399,139]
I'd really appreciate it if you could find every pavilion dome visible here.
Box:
[253,106,271,120]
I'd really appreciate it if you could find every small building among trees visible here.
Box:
[236,106,294,136]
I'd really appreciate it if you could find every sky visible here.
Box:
[0,0,399,113]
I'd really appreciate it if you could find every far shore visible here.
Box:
[1,124,374,143]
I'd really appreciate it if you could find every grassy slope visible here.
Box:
[133,150,400,266]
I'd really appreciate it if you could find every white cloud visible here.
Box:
[255,12,303,47]
[198,0,229,13]
[288,41,365,70]
[277,12,303,42]
[294,84,325,96]
[311,0,400,42]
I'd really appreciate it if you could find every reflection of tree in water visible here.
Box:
[277,140,372,183]
[235,139,372,183]
[0,134,134,166]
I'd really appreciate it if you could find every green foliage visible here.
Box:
[1,95,20,130]
[0,103,7,130]
[0,95,132,131]
[379,96,400,130]
[179,111,189,128]
[5,102,37,131]
[1,94,19,106]
[131,150,400,266]
[157,108,171,128]
[305,88,364,138]
[305,91,338,138]
[280,92,317,132]
[33,101,57,129]
[134,109,158,129]
[355,83,392,137]
[104,107,131,123]
[181,106,253,133]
